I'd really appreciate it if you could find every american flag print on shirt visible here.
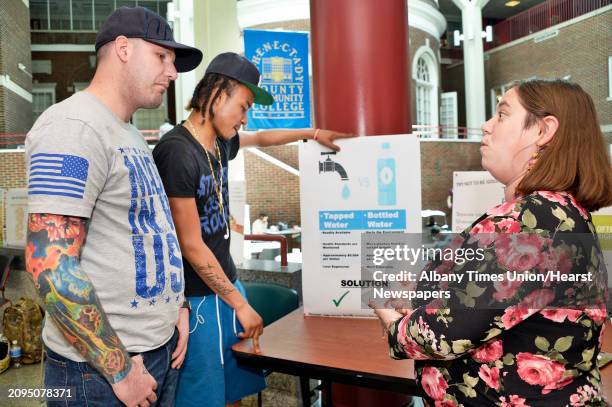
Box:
[28,153,89,199]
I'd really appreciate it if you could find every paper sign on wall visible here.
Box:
[5,188,28,247]
[299,135,422,316]
[229,181,246,266]
[452,171,504,232]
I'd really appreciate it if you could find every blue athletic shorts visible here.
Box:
[175,280,266,406]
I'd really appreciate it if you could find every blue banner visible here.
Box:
[243,29,311,130]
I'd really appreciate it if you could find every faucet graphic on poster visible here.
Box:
[377,143,396,206]
[319,152,351,199]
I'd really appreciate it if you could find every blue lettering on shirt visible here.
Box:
[121,148,183,302]
[197,168,230,236]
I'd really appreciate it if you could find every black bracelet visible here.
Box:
[181,300,191,312]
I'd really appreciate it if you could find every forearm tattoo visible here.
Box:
[26,214,131,383]
[193,261,236,296]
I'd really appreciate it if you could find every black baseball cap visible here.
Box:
[95,6,202,73]
[206,52,274,106]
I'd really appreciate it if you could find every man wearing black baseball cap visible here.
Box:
[95,6,202,73]
[153,52,351,406]
[26,6,201,407]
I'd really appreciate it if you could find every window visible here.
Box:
[31,1,171,32]
[412,46,439,136]
[139,1,161,14]
[440,92,458,138]
[30,0,49,30]
[94,0,113,29]
[132,93,168,133]
[416,58,432,127]
[32,84,56,122]
[412,42,440,137]
[32,60,52,75]
[116,0,137,8]
[72,0,94,30]
[49,0,71,30]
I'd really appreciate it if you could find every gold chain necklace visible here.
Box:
[183,119,229,239]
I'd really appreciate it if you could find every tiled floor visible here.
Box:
[0,362,45,406]
[0,267,45,406]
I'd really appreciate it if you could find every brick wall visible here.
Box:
[31,31,97,45]
[32,50,97,103]
[441,9,611,130]
[0,87,33,134]
[244,140,483,229]
[245,145,301,227]
[0,151,26,189]
[420,140,483,216]
[0,0,33,133]
[484,9,611,126]
[31,32,98,105]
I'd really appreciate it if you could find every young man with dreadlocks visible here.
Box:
[153,52,351,406]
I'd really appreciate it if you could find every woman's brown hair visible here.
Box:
[515,79,612,212]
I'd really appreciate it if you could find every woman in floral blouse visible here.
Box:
[373,80,612,406]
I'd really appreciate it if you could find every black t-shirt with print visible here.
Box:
[153,124,240,297]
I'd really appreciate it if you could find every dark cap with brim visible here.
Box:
[205,52,274,106]
[95,6,203,73]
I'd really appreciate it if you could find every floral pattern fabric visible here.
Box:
[388,191,609,407]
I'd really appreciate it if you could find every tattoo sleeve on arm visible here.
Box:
[193,261,236,296]
[25,213,131,384]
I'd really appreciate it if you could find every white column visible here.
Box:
[453,0,489,138]
[167,0,196,124]
[169,0,245,181]
[194,0,243,181]
[194,0,242,76]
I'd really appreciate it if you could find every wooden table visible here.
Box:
[232,308,419,405]
[234,310,612,406]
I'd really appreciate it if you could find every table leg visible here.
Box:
[321,381,332,407]
[299,376,311,407]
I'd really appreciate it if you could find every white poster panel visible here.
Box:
[6,188,28,247]
[452,171,504,232]
[229,181,246,266]
[299,135,421,316]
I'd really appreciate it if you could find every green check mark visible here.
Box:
[332,290,350,307]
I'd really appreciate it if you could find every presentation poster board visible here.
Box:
[452,171,504,232]
[299,135,421,316]
[229,181,246,266]
[5,188,28,247]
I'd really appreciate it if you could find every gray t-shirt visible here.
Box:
[26,91,184,361]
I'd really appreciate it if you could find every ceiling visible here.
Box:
[438,0,547,22]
